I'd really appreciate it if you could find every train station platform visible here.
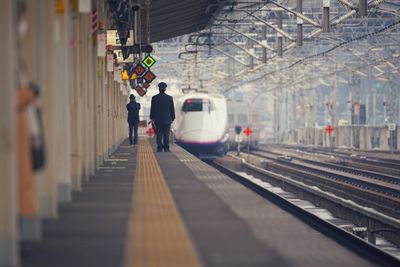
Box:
[21,138,380,267]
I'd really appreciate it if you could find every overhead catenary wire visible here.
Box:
[247,19,400,84]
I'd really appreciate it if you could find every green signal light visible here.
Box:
[142,55,156,68]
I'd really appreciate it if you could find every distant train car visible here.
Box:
[226,100,262,149]
[172,93,229,159]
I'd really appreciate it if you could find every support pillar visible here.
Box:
[71,12,83,191]
[36,0,59,218]
[0,0,18,265]
[54,0,72,203]
[18,0,42,240]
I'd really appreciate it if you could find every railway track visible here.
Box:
[270,145,400,177]
[250,150,400,219]
[210,159,400,265]
[257,149,400,185]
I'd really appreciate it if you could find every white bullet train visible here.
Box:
[172,93,229,159]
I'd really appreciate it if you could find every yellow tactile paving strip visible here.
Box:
[123,138,202,267]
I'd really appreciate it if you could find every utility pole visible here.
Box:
[291,91,297,129]
[300,88,305,128]
[277,10,283,57]
[249,39,254,69]
[297,0,303,46]
[372,88,376,126]
[328,75,337,126]
[323,0,330,32]
[261,22,267,63]
[359,0,368,17]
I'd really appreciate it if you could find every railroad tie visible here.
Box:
[123,138,202,267]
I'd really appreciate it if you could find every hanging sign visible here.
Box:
[55,0,65,15]
[143,70,156,83]
[133,64,146,76]
[114,66,122,82]
[114,49,134,63]
[235,134,243,142]
[388,123,396,131]
[106,30,134,46]
[130,73,137,80]
[135,86,147,96]
[121,70,129,80]
[97,33,106,57]
[79,0,91,13]
[142,55,156,68]
[107,54,114,72]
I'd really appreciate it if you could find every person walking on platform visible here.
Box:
[150,82,175,152]
[126,94,141,145]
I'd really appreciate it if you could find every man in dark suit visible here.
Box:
[150,82,175,152]
[126,94,141,145]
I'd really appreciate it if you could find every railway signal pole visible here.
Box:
[235,126,242,156]
[243,127,253,161]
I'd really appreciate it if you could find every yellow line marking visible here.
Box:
[124,138,202,267]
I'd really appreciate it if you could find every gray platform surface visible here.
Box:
[21,140,137,267]
[156,143,381,267]
[21,139,381,267]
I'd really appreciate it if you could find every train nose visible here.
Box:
[180,130,219,143]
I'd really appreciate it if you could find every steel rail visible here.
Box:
[210,160,400,266]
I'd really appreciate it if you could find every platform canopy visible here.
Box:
[149,0,222,42]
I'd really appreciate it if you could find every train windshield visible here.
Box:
[182,98,212,112]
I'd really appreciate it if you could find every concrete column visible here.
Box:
[36,0,59,218]
[104,73,110,159]
[109,81,114,151]
[82,13,90,181]
[397,127,400,150]
[379,129,389,149]
[95,59,102,168]
[102,73,107,161]
[365,126,372,149]
[88,26,95,176]
[54,0,72,203]
[359,126,366,149]
[0,1,18,265]
[70,13,83,191]
[112,83,117,148]
[18,0,42,240]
